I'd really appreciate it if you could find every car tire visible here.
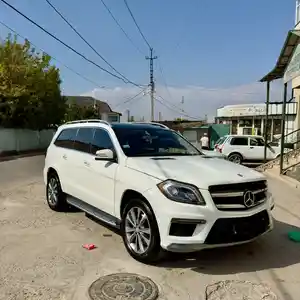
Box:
[121,199,163,264]
[46,172,68,212]
[228,153,243,164]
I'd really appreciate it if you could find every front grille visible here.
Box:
[209,180,267,211]
[205,210,270,244]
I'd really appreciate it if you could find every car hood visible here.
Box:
[125,155,265,189]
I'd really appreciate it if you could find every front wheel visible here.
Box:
[228,153,243,164]
[121,199,162,264]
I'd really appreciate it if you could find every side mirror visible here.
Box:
[95,149,115,161]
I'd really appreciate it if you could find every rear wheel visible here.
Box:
[121,199,163,264]
[46,172,68,211]
[228,153,243,164]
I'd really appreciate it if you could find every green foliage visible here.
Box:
[64,102,99,122]
[0,34,66,129]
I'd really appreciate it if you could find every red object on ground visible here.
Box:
[83,243,96,250]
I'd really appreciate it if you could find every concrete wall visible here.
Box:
[0,129,55,153]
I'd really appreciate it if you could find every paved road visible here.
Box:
[0,156,300,300]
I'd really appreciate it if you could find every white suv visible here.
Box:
[44,120,274,263]
[214,135,281,164]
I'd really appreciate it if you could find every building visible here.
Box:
[216,103,297,141]
[65,96,121,122]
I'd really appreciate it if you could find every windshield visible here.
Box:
[112,126,202,157]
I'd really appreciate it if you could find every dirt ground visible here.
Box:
[0,156,300,300]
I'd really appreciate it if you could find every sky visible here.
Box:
[0,0,296,121]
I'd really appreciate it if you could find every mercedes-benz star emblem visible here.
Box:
[243,190,255,208]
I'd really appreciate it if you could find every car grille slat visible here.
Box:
[209,180,267,211]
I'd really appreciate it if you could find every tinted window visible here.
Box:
[91,129,114,155]
[54,128,77,149]
[112,126,201,157]
[250,137,264,146]
[230,137,248,146]
[74,128,94,153]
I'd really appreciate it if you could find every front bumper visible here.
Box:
[143,188,274,253]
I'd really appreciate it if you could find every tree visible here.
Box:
[64,102,99,122]
[0,34,66,129]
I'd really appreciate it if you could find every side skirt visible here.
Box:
[67,196,121,229]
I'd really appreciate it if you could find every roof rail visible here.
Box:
[132,122,169,129]
[65,119,111,126]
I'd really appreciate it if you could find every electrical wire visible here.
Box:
[98,0,145,56]
[155,95,201,120]
[123,0,151,49]
[114,88,149,108]
[0,20,106,90]
[0,0,142,87]
[157,59,174,102]
[44,0,132,83]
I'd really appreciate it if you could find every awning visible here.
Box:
[260,30,300,82]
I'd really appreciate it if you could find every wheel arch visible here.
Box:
[228,151,244,160]
[120,189,155,218]
[47,167,58,181]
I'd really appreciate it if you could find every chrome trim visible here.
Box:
[211,188,267,198]
[216,199,265,209]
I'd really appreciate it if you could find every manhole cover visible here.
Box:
[88,273,159,300]
[206,280,278,300]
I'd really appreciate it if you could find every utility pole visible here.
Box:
[159,111,162,121]
[146,48,157,121]
[180,96,185,121]
[126,109,130,122]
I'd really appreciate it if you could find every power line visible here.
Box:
[45,0,131,83]
[157,59,173,102]
[98,0,145,56]
[0,0,142,87]
[0,20,106,90]
[155,95,201,120]
[123,0,151,49]
[114,88,149,108]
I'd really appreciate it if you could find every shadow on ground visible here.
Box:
[157,218,300,275]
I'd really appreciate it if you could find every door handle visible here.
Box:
[63,154,67,159]
[84,161,90,167]
[250,147,254,149]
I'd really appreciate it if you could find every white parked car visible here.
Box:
[214,135,282,164]
[44,121,274,263]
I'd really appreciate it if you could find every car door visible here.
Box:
[228,136,249,158]
[248,137,265,160]
[82,128,118,216]
[53,127,78,195]
[248,137,275,160]
[70,127,96,204]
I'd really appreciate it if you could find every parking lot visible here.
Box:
[0,156,300,299]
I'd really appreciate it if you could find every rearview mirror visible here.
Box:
[95,149,115,161]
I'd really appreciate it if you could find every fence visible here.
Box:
[0,128,55,153]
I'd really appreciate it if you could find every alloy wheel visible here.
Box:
[229,154,241,164]
[48,177,59,205]
[125,207,152,255]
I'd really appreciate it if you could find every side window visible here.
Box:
[230,137,248,146]
[250,137,264,147]
[54,128,77,149]
[91,129,114,155]
[74,127,94,153]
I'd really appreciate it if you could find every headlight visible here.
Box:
[157,180,206,205]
